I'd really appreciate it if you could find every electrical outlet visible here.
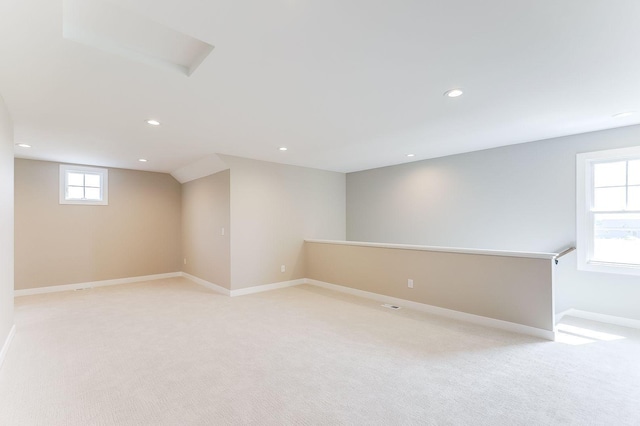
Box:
[408,279,413,288]
[281,265,286,273]
[184,258,187,265]
[221,227,225,236]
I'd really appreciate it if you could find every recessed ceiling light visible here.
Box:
[406,154,415,157]
[612,111,635,118]
[138,158,148,162]
[279,147,288,151]
[146,119,161,126]
[16,143,31,148]
[444,88,464,98]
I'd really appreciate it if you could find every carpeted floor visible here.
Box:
[1,277,639,425]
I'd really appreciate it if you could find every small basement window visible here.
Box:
[59,164,108,205]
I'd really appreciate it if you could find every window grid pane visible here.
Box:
[65,172,102,201]
[629,160,640,185]
[84,188,101,200]
[628,186,640,210]
[592,160,640,212]
[67,172,85,187]
[593,187,626,211]
[593,161,626,188]
[84,173,101,188]
[67,186,85,200]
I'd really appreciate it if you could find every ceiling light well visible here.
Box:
[444,88,464,98]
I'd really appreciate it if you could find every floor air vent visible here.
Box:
[381,304,401,310]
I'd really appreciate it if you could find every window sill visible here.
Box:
[578,260,640,276]
[59,199,108,206]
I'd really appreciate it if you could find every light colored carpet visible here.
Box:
[1,277,639,425]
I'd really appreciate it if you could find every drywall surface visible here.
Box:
[347,124,640,320]
[14,159,182,289]
[181,169,230,288]
[222,155,345,290]
[0,95,14,354]
[306,241,554,331]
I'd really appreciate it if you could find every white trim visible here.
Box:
[14,272,181,297]
[561,308,640,330]
[578,259,640,277]
[555,309,573,324]
[0,324,16,371]
[305,279,556,341]
[180,272,230,296]
[305,239,557,260]
[576,151,589,272]
[179,273,304,297]
[230,279,305,297]
[170,154,229,184]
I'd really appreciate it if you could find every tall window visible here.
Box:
[59,164,108,205]
[577,147,640,275]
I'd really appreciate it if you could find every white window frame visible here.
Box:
[577,146,640,276]
[59,164,109,205]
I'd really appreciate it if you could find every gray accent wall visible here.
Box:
[0,95,14,354]
[347,125,640,320]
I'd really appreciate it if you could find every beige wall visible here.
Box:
[0,95,14,352]
[306,241,554,331]
[14,159,182,290]
[222,155,345,290]
[181,169,230,288]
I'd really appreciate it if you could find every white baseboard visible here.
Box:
[555,309,573,324]
[180,273,304,297]
[230,279,305,297]
[560,308,640,330]
[180,272,230,296]
[14,272,182,297]
[14,270,560,341]
[304,279,556,341]
[0,324,16,371]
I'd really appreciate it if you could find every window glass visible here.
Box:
[68,172,85,187]
[629,160,640,185]
[84,173,101,188]
[593,213,640,264]
[593,187,626,211]
[84,187,101,200]
[628,186,640,210]
[593,161,626,187]
[67,186,84,199]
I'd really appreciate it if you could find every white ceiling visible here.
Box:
[2,0,640,174]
